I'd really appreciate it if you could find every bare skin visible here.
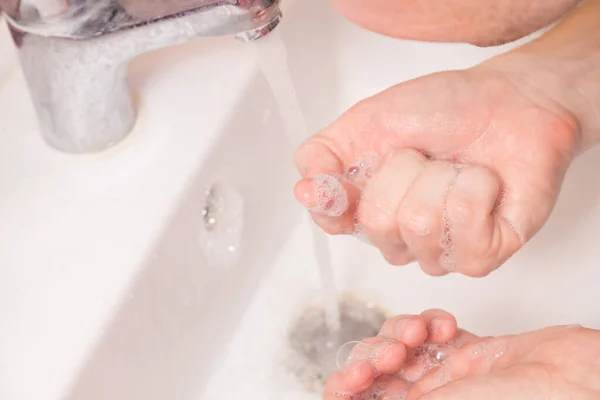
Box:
[295,65,576,277]
[325,310,600,400]
[329,0,582,46]
[311,1,600,399]
[295,0,600,277]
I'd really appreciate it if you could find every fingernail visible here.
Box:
[300,191,311,204]
[429,318,447,337]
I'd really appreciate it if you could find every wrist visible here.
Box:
[477,0,600,155]
[479,50,600,155]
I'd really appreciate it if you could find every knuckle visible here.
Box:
[448,195,477,225]
[397,207,433,237]
[293,137,342,176]
[457,233,512,277]
[455,255,498,277]
[359,203,396,234]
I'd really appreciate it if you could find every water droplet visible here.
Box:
[198,180,244,268]
[347,166,360,176]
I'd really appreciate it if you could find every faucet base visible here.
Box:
[6,0,282,154]
[16,32,137,154]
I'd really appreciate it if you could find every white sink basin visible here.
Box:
[1,1,600,399]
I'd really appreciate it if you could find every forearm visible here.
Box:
[485,0,600,154]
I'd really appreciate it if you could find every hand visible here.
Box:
[324,309,466,399]
[409,324,600,400]
[294,60,578,277]
[326,311,600,400]
[329,0,580,46]
[295,0,600,278]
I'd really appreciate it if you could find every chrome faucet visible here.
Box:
[1,0,282,153]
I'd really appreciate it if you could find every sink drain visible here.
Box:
[286,296,389,393]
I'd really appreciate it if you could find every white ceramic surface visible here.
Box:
[1,2,599,399]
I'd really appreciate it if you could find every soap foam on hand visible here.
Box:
[333,341,462,400]
[307,174,350,218]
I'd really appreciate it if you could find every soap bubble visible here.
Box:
[335,341,371,368]
[332,342,461,400]
[398,344,458,383]
[308,174,349,217]
[344,154,381,185]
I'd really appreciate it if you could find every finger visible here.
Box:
[341,338,408,376]
[362,374,412,400]
[412,324,589,399]
[408,335,510,398]
[325,373,412,400]
[410,364,550,400]
[377,310,460,347]
[323,361,376,400]
[294,139,361,235]
[419,309,458,344]
[358,149,427,266]
[295,138,347,178]
[394,310,461,385]
[339,310,459,385]
[398,344,457,384]
[444,165,522,277]
[294,175,361,234]
[398,327,479,385]
[450,329,479,348]
[378,315,428,348]
[396,161,459,276]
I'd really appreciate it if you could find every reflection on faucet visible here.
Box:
[1,0,282,153]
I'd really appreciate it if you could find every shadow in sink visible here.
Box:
[65,76,301,400]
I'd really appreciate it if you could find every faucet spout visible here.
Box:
[3,0,282,153]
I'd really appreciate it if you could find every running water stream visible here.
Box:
[254,32,342,334]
